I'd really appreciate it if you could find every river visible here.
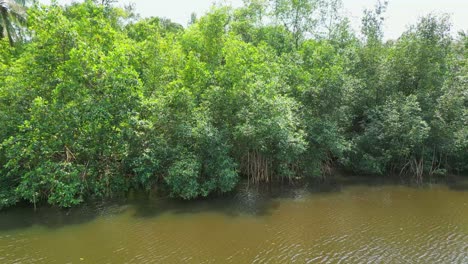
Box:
[1,177,467,263]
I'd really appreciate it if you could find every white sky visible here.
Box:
[41,0,468,40]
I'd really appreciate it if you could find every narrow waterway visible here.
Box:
[1,178,467,263]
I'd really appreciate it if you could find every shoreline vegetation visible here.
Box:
[0,0,466,210]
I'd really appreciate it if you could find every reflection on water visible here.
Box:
[0,177,467,263]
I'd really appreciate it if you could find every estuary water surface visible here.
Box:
[1,178,467,263]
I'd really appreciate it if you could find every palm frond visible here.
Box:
[0,0,27,45]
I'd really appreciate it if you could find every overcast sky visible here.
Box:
[41,0,468,40]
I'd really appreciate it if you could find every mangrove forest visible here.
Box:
[0,0,467,210]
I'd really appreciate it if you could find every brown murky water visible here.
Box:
[0,180,467,263]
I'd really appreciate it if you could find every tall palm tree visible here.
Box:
[0,0,28,46]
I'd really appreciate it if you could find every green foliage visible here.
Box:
[270,0,319,47]
[1,2,140,208]
[361,0,387,44]
[164,113,238,199]
[348,95,429,174]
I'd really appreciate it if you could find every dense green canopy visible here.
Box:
[0,0,466,209]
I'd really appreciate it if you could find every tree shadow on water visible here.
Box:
[447,175,468,191]
[0,200,128,232]
[130,176,386,220]
[130,188,282,219]
[129,176,374,220]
